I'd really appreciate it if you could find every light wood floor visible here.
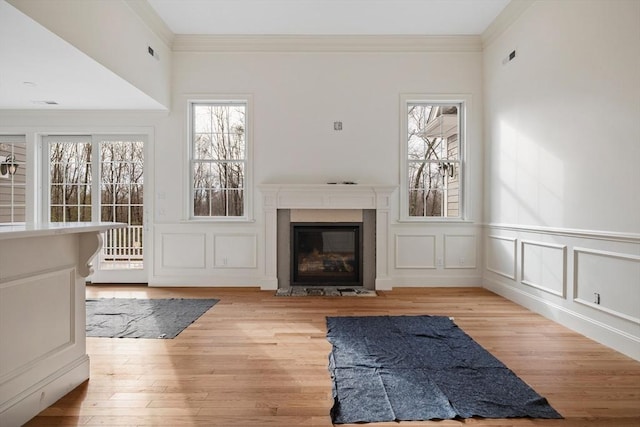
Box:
[26,286,640,427]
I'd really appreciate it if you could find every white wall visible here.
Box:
[483,0,640,360]
[151,46,485,286]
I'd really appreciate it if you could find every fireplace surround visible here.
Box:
[258,184,396,290]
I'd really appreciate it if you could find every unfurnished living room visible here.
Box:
[0,0,639,426]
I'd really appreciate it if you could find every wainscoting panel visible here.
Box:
[161,233,206,269]
[214,234,258,268]
[487,235,517,280]
[484,223,640,361]
[0,268,74,379]
[395,234,436,269]
[521,240,567,297]
[574,248,640,324]
[444,234,477,269]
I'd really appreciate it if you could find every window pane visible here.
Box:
[114,184,130,204]
[409,188,443,217]
[115,205,129,223]
[79,184,91,205]
[191,101,248,218]
[48,141,92,223]
[408,162,446,217]
[130,205,144,226]
[193,188,210,216]
[132,184,144,203]
[66,206,78,222]
[193,104,246,161]
[226,189,244,216]
[101,184,114,204]
[101,205,114,222]
[213,162,244,189]
[405,101,462,219]
[65,184,79,204]
[79,205,92,221]
[51,184,63,204]
[194,133,212,160]
[407,104,459,162]
[210,188,226,216]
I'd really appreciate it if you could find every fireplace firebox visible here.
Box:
[291,223,363,287]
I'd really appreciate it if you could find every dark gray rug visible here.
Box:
[326,315,562,423]
[86,298,218,339]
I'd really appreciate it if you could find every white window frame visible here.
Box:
[399,94,469,222]
[187,95,253,222]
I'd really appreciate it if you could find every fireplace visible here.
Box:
[291,222,363,287]
[258,184,396,290]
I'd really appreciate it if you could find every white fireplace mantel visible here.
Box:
[258,184,396,290]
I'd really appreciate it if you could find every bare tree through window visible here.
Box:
[192,102,246,217]
[407,103,461,218]
[47,137,145,268]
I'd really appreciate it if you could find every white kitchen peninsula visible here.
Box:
[0,222,125,426]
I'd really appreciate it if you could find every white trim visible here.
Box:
[481,0,535,48]
[394,234,437,269]
[486,223,640,243]
[444,234,477,269]
[486,235,517,280]
[484,276,640,361]
[124,0,175,48]
[213,233,258,269]
[172,34,483,53]
[393,275,482,287]
[257,184,396,291]
[186,95,254,222]
[520,239,567,298]
[399,94,470,222]
[573,247,640,325]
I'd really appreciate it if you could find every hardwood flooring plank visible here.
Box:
[23,286,640,427]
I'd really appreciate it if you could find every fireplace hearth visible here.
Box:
[291,223,363,287]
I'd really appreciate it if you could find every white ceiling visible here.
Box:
[0,0,167,111]
[148,0,511,35]
[0,0,510,111]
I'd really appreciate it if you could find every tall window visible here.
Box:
[401,97,465,220]
[0,135,27,224]
[190,100,249,219]
[47,137,93,222]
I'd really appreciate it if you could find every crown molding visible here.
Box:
[172,34,483,53]
[482,0,535,48]
[125,0,175,48]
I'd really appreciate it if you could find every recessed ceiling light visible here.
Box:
[22,81,37,87]
[31,100,59,105]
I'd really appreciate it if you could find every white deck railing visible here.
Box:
[101,225,143,261]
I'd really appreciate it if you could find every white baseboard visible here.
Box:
[148,276,261,287]
[484,277,640,361]
[0,355,90,427]
[391,275,483,288]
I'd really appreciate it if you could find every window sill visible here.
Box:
[182,217,256,224]
[396,218,475,224]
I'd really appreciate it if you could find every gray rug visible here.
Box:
[327,315,562,423]
[86,298,218,339]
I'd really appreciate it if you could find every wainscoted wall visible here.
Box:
[482,0,640,360]
[484,224,640,360]
[390,223,482,287]
[152,224,260,286]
